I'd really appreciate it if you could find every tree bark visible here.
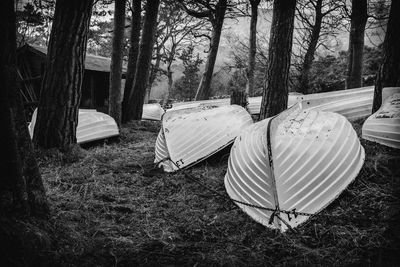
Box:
[145,51,162,103]
[297,0,322,94]
[163,42,176,106]
[125,0,160,121]
[246,0,260,97]
[164,63,173,105]
[109,0,126,126]
[1,1,50,264]
[2,0,48,220]
[1,0,29,217]
[346,0,367,89]
[33,0,93,151]
[194,0,227,100]
[122,0,141,124]
[372,0,400,112]
[259,0,296,119]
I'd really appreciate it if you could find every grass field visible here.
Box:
[38,119,400,266]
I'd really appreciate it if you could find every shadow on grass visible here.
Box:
[37,117,399,266]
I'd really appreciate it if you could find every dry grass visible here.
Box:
[38,119,400,266]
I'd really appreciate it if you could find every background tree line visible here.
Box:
[9,0,400,154]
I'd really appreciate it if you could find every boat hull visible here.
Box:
[225,104,365,232]
[155,105,253,172]
[142,103,165,121]
[298,86,374,120]
[169,93,300,115]
[362,87,400,149]
[29,109,119,144]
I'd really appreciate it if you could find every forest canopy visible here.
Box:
[16,0,389,101]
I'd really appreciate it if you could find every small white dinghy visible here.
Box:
[170,98,229,112]
[155,105,253,172]
[297,86,374,120]
[142,103,165,121]
[224,104,365,232]
[362,87,400,149]
[170,93,301,115]
[247,94,300,115]
[29,109,119,144]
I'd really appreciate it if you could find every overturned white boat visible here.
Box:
[298,86,374,120]
[225,104,365,232]
[362,87,400,149]
[169,93,301,115]
[155,105,253,172]
[142,103,165,121]
[29,109,119,144]
[247,94,300,115]
[169,98,229,112]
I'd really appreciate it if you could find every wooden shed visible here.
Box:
[17,44,127,115]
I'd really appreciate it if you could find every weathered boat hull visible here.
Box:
[362,87,400,149]
[154,128,175,171]
[170,98,229,111]
[29,109,119,144]
[170,93,301,115]
[298,86,374,120]
[142,103,165,121]
[225,104,365,232]
[246,95,300,115]
[155,105,253,172]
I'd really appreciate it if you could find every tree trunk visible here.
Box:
[297,0,322,94]
[122,0,141,124]
[194,0,227,100]
[230,90,249,110]
[125,0,160,121]
[144,85,151,104]
[145,52,162,103]
[259,0,296,119]
[33,0,93,151]
[346,0,367,89]
[109,0,126,126]
[246,0,260,97]
[1,1,50,264]
[164,64,173,105]
[372,0,400,112]
[1,0,29,218]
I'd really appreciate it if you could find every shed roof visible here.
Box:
[20,44,127,73]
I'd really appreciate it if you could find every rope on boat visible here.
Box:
[154,112,343,232]
[154,156,316,233]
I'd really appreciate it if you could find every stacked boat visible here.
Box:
[362,87,400,149]
[224,104,365,232]
[155,105,253,172]
[29,109,120,144]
